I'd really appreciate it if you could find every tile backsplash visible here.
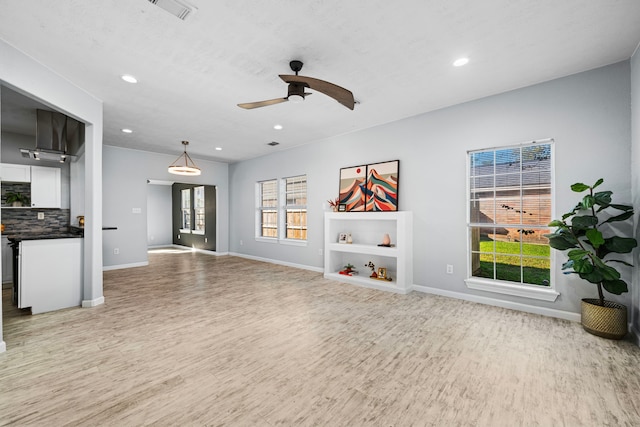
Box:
[2,208,70,233]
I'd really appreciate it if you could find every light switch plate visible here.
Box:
[37,212,44,220]
[132,207,142,214]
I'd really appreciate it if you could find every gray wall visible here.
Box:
[631,45,640,343]
[102,145,229,268]
[229,61,633,317]
[147,183,172,246]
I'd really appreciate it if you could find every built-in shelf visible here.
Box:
[324,211,413,294]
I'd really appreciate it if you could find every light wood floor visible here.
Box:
[1,250,640,426]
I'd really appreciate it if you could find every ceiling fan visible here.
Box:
[238,60,355,110]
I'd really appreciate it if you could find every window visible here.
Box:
[466,140,558,301]
[258,179,278,238]
[180,188,191,232]
[256,175,307,243]
[193,186,205,234]
[284,175,307,240]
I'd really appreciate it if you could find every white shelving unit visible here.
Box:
[324,211,413,294]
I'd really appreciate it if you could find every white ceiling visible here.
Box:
[1,0,640,163]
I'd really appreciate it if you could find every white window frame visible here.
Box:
[464,139,559,302]
[280,175,307,246]
[192,185,205,235]
[256,179,279,242]
[180,188,191,234]
[255,175,308,246]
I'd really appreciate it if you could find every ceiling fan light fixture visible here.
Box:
[168,140,201,176]
[288,94,304,104]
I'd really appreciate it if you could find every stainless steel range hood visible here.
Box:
[21,109,84,163]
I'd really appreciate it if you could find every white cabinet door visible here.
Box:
[19,238,83,313]
[30,166,61,208]
[0,163,31,183]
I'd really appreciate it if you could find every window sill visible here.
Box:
[279,239,307,247]
[464,277,559,302]
[255,237,278,244]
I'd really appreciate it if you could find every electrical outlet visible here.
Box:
[37,212,44,220]
[318,248,323,256]
[178,234,181,239]
[446,264,453,274]
[240,240,243,246]
[205,237,208,243]
[113,248,120,255]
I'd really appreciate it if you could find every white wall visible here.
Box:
[102,145,229,268]
[229,61,633,317]
[147,183,172,246]
[0,38,104,352]
[630,44,640,344]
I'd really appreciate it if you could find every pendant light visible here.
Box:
[168,140,201,176]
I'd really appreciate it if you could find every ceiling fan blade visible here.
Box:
[237,97,288,109]
[280,74,354,110]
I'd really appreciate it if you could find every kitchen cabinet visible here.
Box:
[2,237,12,284]
[30,165,61,208]
[0,163,31,183]
[18,238,83,314]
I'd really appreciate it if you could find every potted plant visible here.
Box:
[545,178,637,339]
[5,191,30,207]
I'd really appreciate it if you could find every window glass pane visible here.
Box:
[468,143,552,287]
[285,176,307,240]
[193,186,205,232]
[496,255,522,282]
[261,210,277,237]
[181,189,191,231]
[261,180,278,208]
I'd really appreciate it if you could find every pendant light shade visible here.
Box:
[168,140,201,176]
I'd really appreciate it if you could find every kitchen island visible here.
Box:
[6,230,83,314]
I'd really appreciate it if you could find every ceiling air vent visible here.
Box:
[147,0,196,21]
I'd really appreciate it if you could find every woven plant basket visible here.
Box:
[581,299,628,340]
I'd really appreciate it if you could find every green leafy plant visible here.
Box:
[545,179,637,306]
[5,191,30,206]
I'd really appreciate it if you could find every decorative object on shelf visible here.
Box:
[365,261,377,278]
[339,263,358,276]
[338,232,348,244]
[545,178,637,339]
[77,215,85,227]
[168,140,201,176]
[346,233,353,244]
[327,197,340,212]
[379,233,391,247]
[374,267,392,281]
[1,224,4,233]
[5,191,30,207]
[338,160,399,212]
[338,204,347,212]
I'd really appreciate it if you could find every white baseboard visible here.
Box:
[82,296,105,308]
[412,284,581,322]
[102,261,149,271]
[148,245,229,256]
[228,252,323,273]
[0,340,6,353]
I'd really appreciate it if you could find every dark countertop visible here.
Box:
[4,229,84,243]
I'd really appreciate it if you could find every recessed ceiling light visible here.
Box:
[453,57,469,67]
[121,74,138,83]
[273,124,283,130]
[215,147,222,151]
[121,128,133,133]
